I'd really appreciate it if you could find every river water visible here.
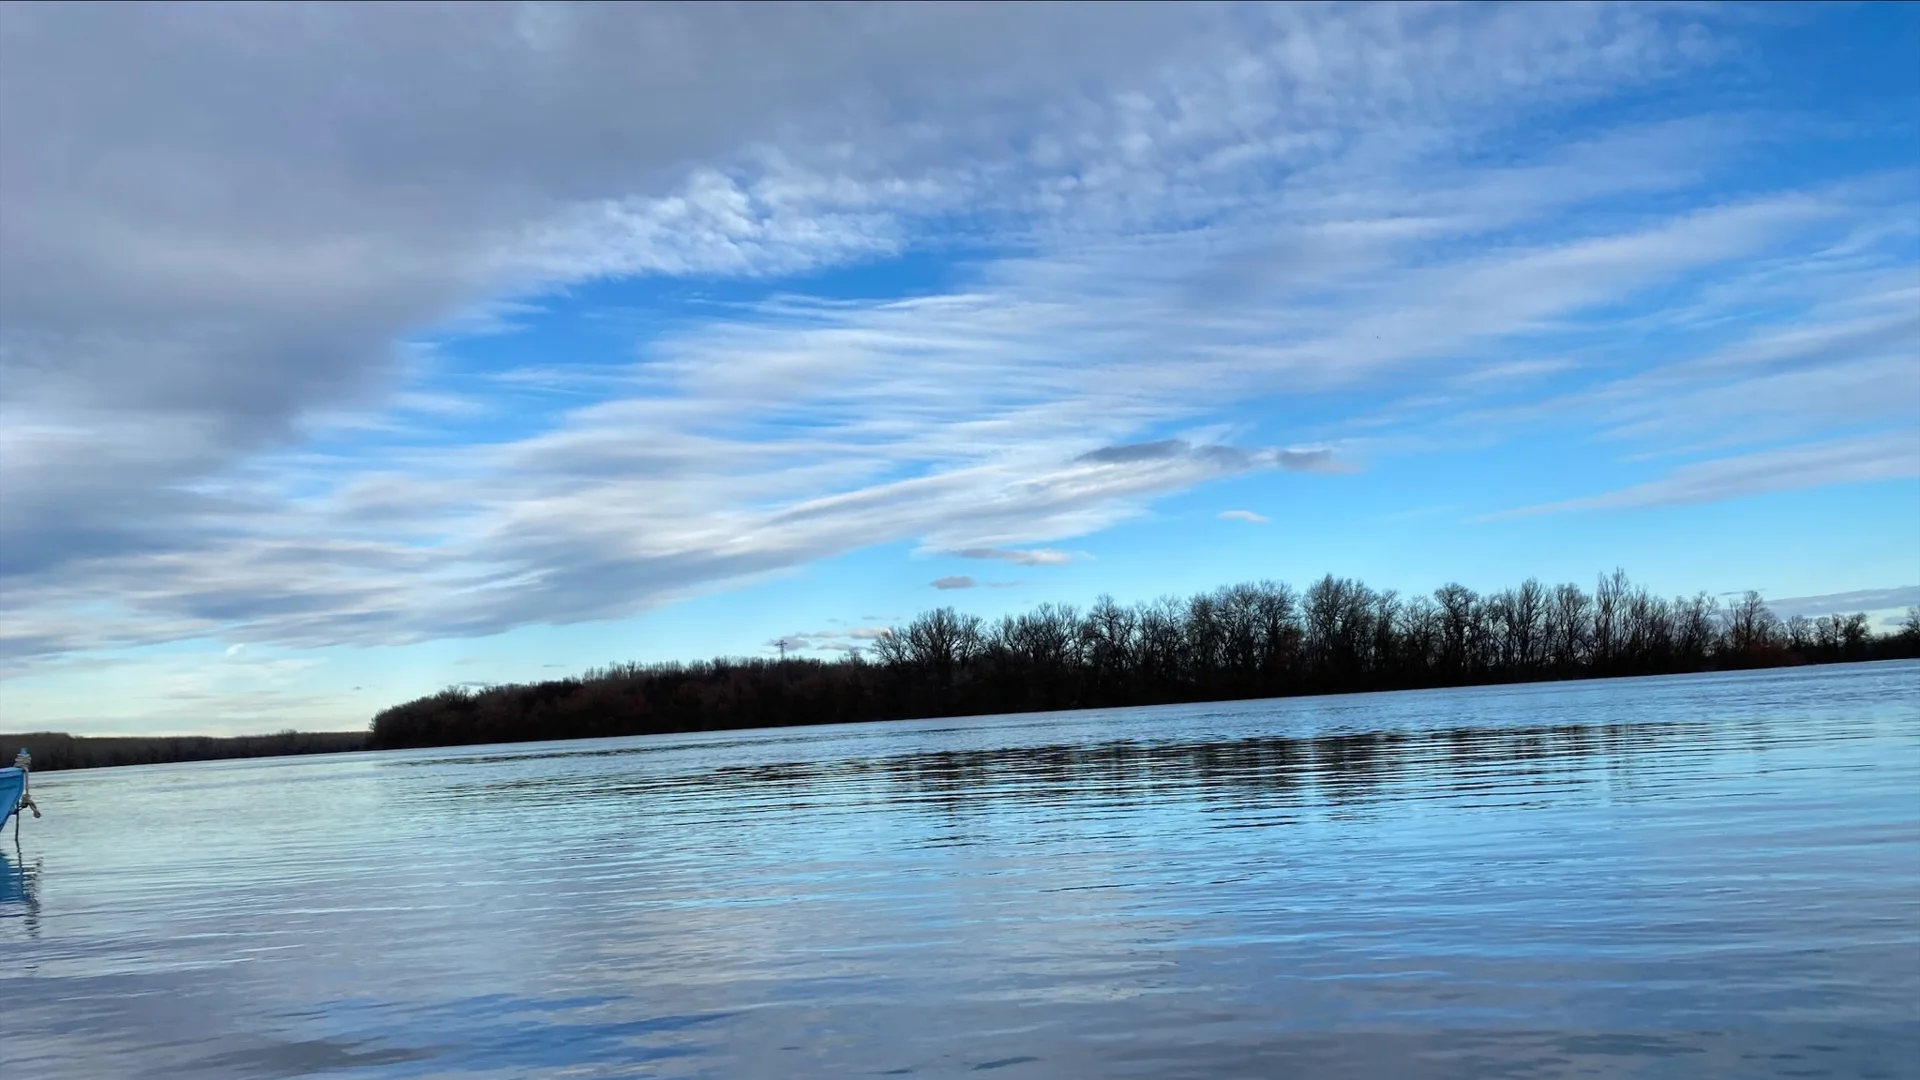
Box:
[2,662,1916,1079]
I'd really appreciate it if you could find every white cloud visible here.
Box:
[1765,586,1920,620]
[1490,432,1920,518]
[1218,510,1270,524]
[0,2,1909,679]
[954,548,1080,567]
[761,623,901,658]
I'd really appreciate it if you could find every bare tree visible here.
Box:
[1720,591,1779,660]
[1592,569,1630,670]
[1081,594,1140,689]
[1546,582,1592,671]
[1396,594,1442,678]
[1252,580,1300,681]
[1840,612,1871,658]
[903,607,984,673]
[1674,591,1717,664]
[1136,596,1188,692]
[1369,588,1401,678]
[1434,583,1478,678]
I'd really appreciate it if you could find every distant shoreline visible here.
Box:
[17,570,1918,773]
[368,573,1920,754]
[9,657,1915,775]
[0,730,367,773]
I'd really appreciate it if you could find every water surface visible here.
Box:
[3,663,1917,1078]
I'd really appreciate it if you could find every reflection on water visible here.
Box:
[442,719,1747,826]
[0,850,40,938]
[1,663,1916,1079]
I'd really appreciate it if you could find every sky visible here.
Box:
[1,2,1916,736]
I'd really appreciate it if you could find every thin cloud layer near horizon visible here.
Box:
[1,2,1916,735]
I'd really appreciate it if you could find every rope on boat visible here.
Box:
[9,748,39,826]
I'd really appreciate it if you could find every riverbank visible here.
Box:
[0,730,366,772]
[15,571,1919,770]
[12,654,1915,772]
[370,573,1920,750]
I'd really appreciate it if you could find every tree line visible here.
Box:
[0,729,367,773]
[367,570,1920,750]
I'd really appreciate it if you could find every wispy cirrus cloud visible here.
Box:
[1218,510,1270,524]
[1,1,1912,691]
[931,576,1019,591]
[764,624,895,657]
[1765,586,1920,621]
[954,549,1080,567]
[1489,432,1920,519]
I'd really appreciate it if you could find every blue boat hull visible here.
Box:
[0,767,23,827]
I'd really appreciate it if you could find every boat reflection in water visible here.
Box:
[0,851,41,939]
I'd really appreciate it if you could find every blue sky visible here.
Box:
[1,2,1916,735]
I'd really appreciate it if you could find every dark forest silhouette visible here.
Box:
[0,729,366,773]
[366,571,1920,751]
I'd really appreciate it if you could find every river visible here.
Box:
[3,662,1916,1078]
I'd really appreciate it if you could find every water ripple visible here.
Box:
[2,663,1916,1079]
